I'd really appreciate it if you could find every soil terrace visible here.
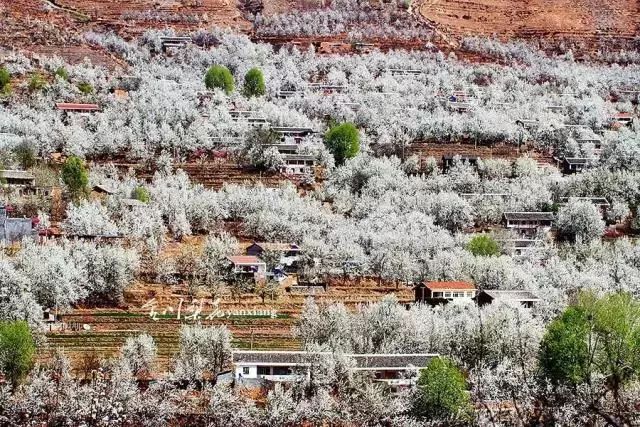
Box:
[119,161,294,190]
[417,0,640,46]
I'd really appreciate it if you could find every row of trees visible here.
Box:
[205,65,265,97]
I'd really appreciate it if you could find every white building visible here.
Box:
[232,350,438,387]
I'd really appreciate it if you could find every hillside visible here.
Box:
[2,0,639,60]
[417,0,640,46]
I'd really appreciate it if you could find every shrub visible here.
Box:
[28,73,47,92]
[13,143,36,169]
[0,321,35,387]
[466,234,500,256]
[77,82,94,94]
[61,156,89,200]
[133,186,150,203]
[413,357,471,421]
[324,122,360,165]
[54,67,69,81]
[243,67,266,97]
[0,67,10,91]
[205,65,234,94]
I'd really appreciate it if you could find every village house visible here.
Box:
[280,155,317,175]
[414,281,477,305]
[502,212,554,236]
[246,242,301,269]
[515,119,540,130]
[271,127,315,144]
[560,157,594,174]
[0,205,35,243]
[442,155,479,172]
[159,35,192,52]
[227,255,267,279]
[475,290,541,308]
[232,350,438,388]
[0,169,36,189]
[610,112,634,128]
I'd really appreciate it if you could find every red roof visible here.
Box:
[613,112,633,118]
[425,281,476,290]
[227,256,264,265]
[55,103,100,111]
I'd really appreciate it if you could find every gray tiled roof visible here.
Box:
[0,170,35,180]
[232,351,437,368]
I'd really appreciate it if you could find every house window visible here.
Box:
[257,366,270,376]
[272,366,291,376]
[444,292,452,298]
[242,367,250,375]
[433,292,443,298]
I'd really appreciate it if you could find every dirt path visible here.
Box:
[40,0,91,20]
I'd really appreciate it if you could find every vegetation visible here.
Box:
[2,30,640,425]
[204,65,234,94]
[77,81,94,94]
[13,142,36,169]
[243,67,266,97]
[0,67,10,94]
[28,73,47,92]
[414,357,471,421]
[0,321,35,387]
[61,156,89,201]
[324,122,360,165]
[54,66,69,81]
[466,234,500,256]
[133,186,150,203]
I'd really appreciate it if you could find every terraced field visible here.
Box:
[118,161,292,190]
[43,276,413,372]
[409,142,554,165]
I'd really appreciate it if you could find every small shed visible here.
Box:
[475,290,541,308]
